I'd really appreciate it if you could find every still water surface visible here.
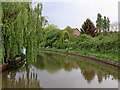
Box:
[2,51,119,88]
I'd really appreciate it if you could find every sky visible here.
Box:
[33,0,119,29]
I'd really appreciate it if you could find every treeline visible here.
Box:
[39,14,119,61]
[40,24,118,54]
[81,13,110,37]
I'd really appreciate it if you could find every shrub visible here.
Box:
[80,34,93,40]
[97,35,104,40]
[43,29,62,47]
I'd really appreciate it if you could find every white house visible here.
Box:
[110,22,119,32]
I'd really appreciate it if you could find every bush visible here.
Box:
[43,29,62,47]
[40,42,47,47]
[80,34,92,41]
[74,32,118,54]
[97,35,104,40]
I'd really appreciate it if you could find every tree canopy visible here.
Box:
[96,13,110,33]
[96,13,102,33]
[80,18,98,37]
[1,2,48,64]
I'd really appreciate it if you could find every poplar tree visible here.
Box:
[96,13,110,33]
[107,17,110,32]
[102,16,107,32]
[96,13,102,33]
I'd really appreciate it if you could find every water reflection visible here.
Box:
[34,52,119,83]
[2,64,41,88]
[2,51,119,88]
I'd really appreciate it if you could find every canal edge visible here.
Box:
[40,49,120,68]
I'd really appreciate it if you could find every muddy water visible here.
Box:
[2,51,119,88]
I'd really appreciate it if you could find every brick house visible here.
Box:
[72,28,80,37]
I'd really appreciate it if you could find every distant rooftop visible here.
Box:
[72,28,80,37]
[72,28,79,31]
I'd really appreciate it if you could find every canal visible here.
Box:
[2,51,119,88]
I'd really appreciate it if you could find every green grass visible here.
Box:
[40,47,118,63]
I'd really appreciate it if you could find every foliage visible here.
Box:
[96,13,110,33]
[106,17,110,32]
[40,29,62,47]
[102,16,107,31]
[78,33,119,54]
[40,31,119,62]
[40,21,118,59]
[76,34,93,44]
[1,2,48,64]
[80,18,98,37]
[44,24,58,31]
[60,30,70,43]
[96,13,102,33]
[64,26,73,35]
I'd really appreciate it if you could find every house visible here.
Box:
[72,28,80,37]
[110,22,119,32]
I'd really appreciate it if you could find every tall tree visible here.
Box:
[96,13,102,33]
[107,17,110,32]
[1,2,48,64]
[80,18,98,37]
[102,16,107,32]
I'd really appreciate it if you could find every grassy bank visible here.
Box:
[40,47,118,63]
[39,32,119,63]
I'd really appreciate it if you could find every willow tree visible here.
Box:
[60,30,70,43]
[1,2,48,64]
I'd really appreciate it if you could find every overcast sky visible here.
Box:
[33,0,119,29]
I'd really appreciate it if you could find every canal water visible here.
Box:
[2,51,119,88]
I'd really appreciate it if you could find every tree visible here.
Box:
[107,17,110,32]
[96,13,102,33]
[42,29,62,47]
[96,13,111,33]
[60,30,70,43]
[44,24,58,31]
[64,26,73,35]
[65,26,71,30]
[102,16,107,32]
[1,2,48,64]
[80,18,98,37]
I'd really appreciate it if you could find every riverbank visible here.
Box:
[40,48,120,68]
[2,51,119,88]
[39,32,118,63]
[1,57,24,73]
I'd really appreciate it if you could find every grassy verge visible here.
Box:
[40,48,118,63]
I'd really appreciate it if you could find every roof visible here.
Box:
[72,28,79,31]
[72,28,80,37]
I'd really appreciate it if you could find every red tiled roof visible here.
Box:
[72,28,80,37]
[72,28,79,31]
